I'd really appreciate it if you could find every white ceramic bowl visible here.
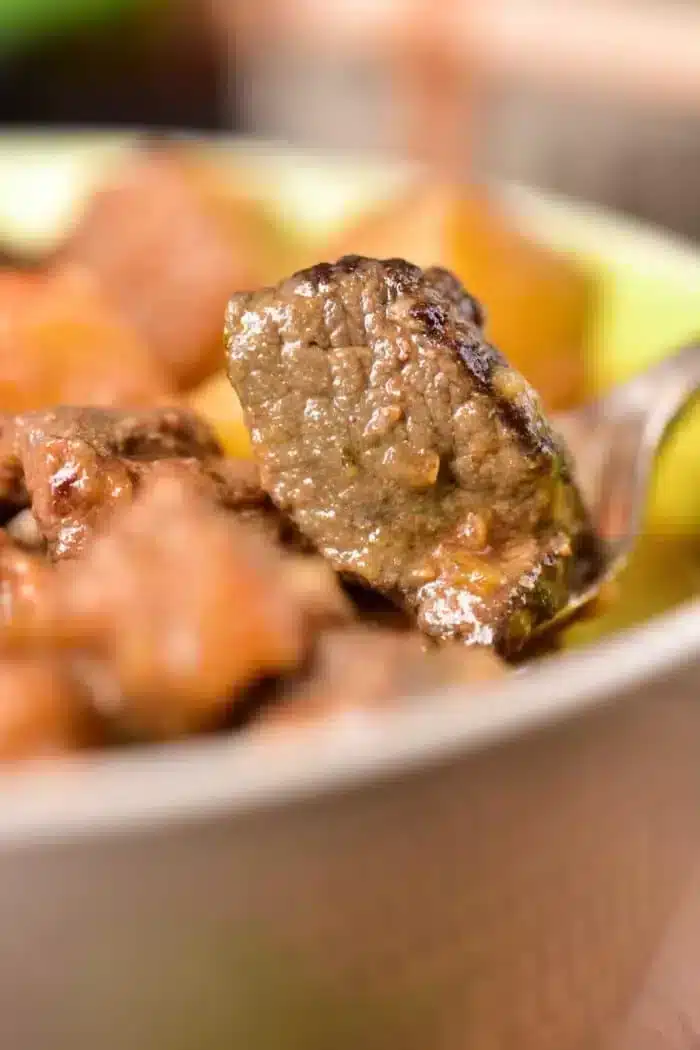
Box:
[0,135,699,1050]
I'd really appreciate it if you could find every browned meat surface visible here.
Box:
[0,406,265,558]
[6,509,45,550]
[128,455,297,550]
[58,152,252,389]
[0,392,512,758]
[259,628,430,727]
[226,256,601,654]
[20,470,351,739]
[422,266,486,329]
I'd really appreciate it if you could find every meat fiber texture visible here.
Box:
[226,255,601,655]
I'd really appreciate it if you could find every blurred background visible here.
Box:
[0,6,699,1036]
[0,0,699,542]
[0,0,698,241]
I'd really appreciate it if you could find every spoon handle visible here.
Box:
[593,340,700,552]
[604,340,700,442]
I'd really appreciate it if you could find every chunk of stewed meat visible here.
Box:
[0,406,263,558]
[0,414,26,512]
[259,626,505,729]
[422,266,486,329]
[226,256,602,654]
[0,652,97,761]
[128,455,297,550]
[58,151,253,389]
[0,531,53,628]
[6,509,45,550]
[32,470,351,739]
[259,628,429,728]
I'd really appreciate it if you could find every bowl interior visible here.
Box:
[0,133,698,837]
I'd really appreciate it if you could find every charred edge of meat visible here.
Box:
[110,409,222,461]
[278,255,565,471]
[423,266,487,329]
[341,579,415,631]
[498,530,603,659]
[7,406,221,462]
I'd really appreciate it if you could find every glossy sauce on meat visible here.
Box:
[226,256,602,653]
[0,249,609,762]
[0,406,229,558]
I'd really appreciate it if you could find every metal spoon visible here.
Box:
[541,341,700,635]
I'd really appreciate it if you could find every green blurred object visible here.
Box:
[0,0,146,51]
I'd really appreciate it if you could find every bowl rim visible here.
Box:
[1,595,699,846]
[0,131,699,846]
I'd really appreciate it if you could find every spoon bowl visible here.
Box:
[543,340,700,636]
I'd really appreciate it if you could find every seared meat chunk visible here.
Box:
[226,256,601,653]
[6,509,45,550]
[25,470,351,739]
[128,455,298,550]
[422,266,486,329]
[0,406,272,558]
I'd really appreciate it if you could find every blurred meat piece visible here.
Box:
[260,628,428,727]
[260,626,505,728]
[0,405,224,558]
[0,402,304,566]
[0,267,173,412]
[282,554,354,633]
[6,509,45,550]
[172,148,301,284]
[0,531,53,628]
[129,455,261,512]
[129,455,304,550]
[0,651,96,761]
[58,149,270,390]
[38,470,349,738]
[329,182,594,409]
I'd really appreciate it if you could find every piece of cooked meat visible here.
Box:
[127,455,299,550]
[26,470,352,739]
[258,626,506,729]
[0,414,26,514]
[5,509,45,550]
[0,650,98,761]
[0,406,262,558]
[0,531,53,628]
[421,266,486,329]
[226,255,602,654]
[57,151,255,390]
